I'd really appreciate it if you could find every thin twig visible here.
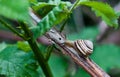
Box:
[60,19,68,32]
[60,0,80,32]
[46,29,110,77]
[45,45,54,61]
[0,18,25,39]
[69,0,80,12]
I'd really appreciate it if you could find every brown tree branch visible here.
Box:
[46,29,110,77]
[30,9,110,77]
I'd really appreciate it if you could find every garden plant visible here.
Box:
[0,0,119,77]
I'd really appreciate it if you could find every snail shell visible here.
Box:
[74,40,93,56]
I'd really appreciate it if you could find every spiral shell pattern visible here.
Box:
[74,40,93,56]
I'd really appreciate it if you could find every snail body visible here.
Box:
[65,40,93,57]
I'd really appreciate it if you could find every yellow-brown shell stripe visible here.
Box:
[75,40,92,56]
[80,40,92,53]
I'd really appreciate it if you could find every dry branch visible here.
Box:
[46,29,110,77]
[30,10,110,77]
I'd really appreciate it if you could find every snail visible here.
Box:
[65,40,93,57]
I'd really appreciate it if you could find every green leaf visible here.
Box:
[116,12,120,17]
[78,1,119,28]
[49,53,68,77]
[32,2,56,11]
[29,0,37,3]
[0,0,30,22]
[31,3,70,39]
[36,53,69,77]
[74,68,90,77]
[17,41,31,52]
[91,44,120,71]
[32,2,56,17]
[48,0,61,5]
[0,42,7,52]
[32,1,71,17]
[0,44,39,77]
[79,0,90,2]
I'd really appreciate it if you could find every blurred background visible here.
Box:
[0,0,120,77]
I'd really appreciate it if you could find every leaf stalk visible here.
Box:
[20,22,53,77]
[60,0,80,32]
[0,19,25,39]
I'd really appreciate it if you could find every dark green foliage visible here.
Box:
[0,43,39,77]
[17,41,31,52]
[0,0,30,22]
[31,2,70,39]
[108,68,120,77]
[74,68,90,77]
[32,2,56,11]
[31,0,119,39]
[49,54,68,77]
[32,2,56,17]
[0,0,120,77]
[78,1,119,28]
[92,44,120,71]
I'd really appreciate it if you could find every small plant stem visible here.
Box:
[45,45,54,61]
[60,0,80,32]
[20,22,53,77]
[60,19,68,32]
[0,19,25,39]
[69,0,80,13]
[28,40,53,77]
